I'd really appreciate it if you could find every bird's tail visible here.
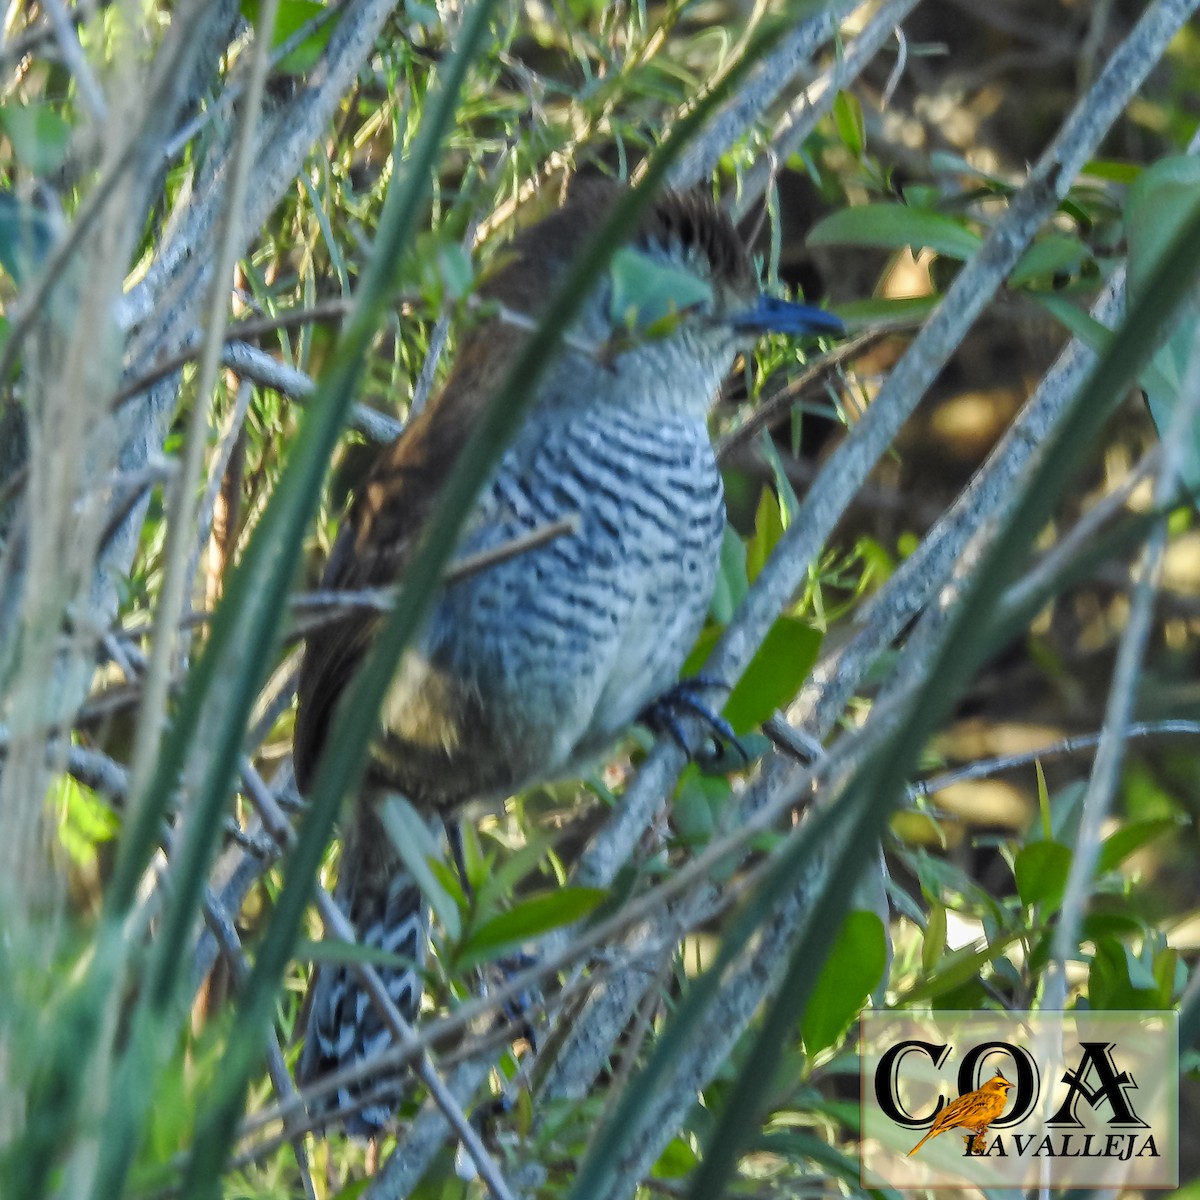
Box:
[907,1127,937,1157]
[297,798,429,1138]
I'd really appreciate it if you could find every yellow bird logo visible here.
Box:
[907,1072,1014,1157]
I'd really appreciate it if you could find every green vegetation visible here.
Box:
[1,1,1199,1197]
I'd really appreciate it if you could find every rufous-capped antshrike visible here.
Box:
[293,178,842,1134]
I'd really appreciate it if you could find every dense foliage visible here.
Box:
[1,1,1199,1197]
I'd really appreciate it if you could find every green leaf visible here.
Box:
[0,104,71,174]
[240,0,337,74]
[378,795,462,942]
[756,430,800,522]
[745,485,786,581]
[1088,936,1163,1009]
[672,773,720,844]
[832,294,939,329]
[1034,293,1176,400]
[1014,839,1072,908]
[458,887,606,970]
[50,774,120,866]
[707,523,748,624]
[1007,233,1091,288]
[472,829,558,910]
[437,241,474,299]
[1097,817,1182,874]
[1126,155,1200,300]
[608,245,713,334]
[1152,945,1181,1007]
[898,930,1026,1004]
[652,1137,698,1179]
[1035,760,1052,840]
[832,92,865,159]
[921,901,946,974]
[807,203,982,261]
[1082,158,1142,184]
[722,616,822,734]
[801,911,886,1058]
[1125,155,1200,502]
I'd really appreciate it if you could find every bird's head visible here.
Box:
[480,178,843,418]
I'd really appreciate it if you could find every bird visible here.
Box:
[907,1072,1014,1157]
[292,176,844,1135]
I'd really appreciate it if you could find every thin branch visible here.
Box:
[272,517,585,635]
[666,1,854,190]
[734,0,925,221]
[108,299,353,410]
[217,342,407,444]
[715,329,898,463]
[911,720,1200,799]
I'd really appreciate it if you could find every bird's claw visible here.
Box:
[639,676,749,766]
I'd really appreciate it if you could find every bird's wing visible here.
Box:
[292,330,514,792]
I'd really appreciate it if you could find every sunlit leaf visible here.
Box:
[458,887,606,969]
[1097,817,1183,874]
[832,92,865,159]
[721,616,822,734]
[801,911,886,1058]
[808,203,982,261]
[1014,839,1072,909]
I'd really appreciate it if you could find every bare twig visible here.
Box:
[715,329,896,462]
[108,299,353,409]
[912,720,1200,799]
[666,1,855,190]
[734,0,925,221]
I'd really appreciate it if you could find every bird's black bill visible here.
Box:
[731,293,845,337]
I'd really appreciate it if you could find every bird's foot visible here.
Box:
[639,675,748,766]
